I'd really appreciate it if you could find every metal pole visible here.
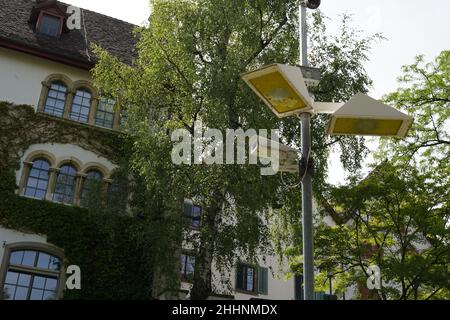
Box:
[299,1,314,300]
[300,113,314,300]
[300,4,308,66]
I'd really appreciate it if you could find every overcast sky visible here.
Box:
[64,0,449,185]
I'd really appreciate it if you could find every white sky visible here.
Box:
[65,0,450,185]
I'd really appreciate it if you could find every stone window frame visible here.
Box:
[69,86,94,124]
[38,74,122,131]
[19,151,113,207]
[52,161,79,205]
[95,97,117,129]
[0,242,66,300]
[79,163,112,207]
[20,156,53,200]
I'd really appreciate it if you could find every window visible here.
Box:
[38,14,61,38]
[96,98,116,128]
[53,165,77,204]
[183,201,202,228]
[2,249,61,300]
[44,82,67,117]
[23,159,50,200]
[70,89,92,123]
[236,264,256,293]
[80,170,103,207]
[180,254,195,278]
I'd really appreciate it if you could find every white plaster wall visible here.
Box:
[0,47,91,109]
[0,227,47,266]
[181,282,193,299]
[211,254,295,300]
[16,143,118,185]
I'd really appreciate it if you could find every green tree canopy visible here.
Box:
[379,50,449,179]
[92,0,382,299]
[315,162,449,300]
[313,51,449,300]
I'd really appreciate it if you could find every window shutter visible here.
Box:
[183,201,193,217]
[258,267,268,295]
[236,265,244,290]
[294,274,303,300]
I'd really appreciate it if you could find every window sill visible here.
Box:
[37,111,123,134]
[20,194,78,208]
[235,289,259,296]
[181,275,194,284]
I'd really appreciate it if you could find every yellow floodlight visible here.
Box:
[328,93,414,138]
[241,64,314,118]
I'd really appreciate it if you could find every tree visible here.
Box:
[92,1,381,299]
[314,52,450,300]
[378,50,449,180]
[315,162,449,300]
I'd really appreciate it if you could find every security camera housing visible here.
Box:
[250,136,299,173]
[305,0,321,10]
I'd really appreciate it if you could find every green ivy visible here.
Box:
[0,101,157,299]
[0,101,130,175]
[0,193,155,299]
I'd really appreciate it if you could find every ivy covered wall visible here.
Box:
[0,101,127,193]
[0,101,159,299]
[0,193,154,299]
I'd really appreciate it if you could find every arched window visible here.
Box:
[70,89,92,123]
[23,158,51,200]
[96,98,115,129]
[1,247,62,300]
[53,165,77,204]
[43,82,67,117]
[80,170,104,207]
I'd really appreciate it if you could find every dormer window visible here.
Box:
[29,1,68,38]
[37,13,63,38]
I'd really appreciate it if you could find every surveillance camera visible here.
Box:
[250,136,299,173]
[304,0,321,10]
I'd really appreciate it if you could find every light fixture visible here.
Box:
[241,64,314,118]
[249,135,299,173]
[327,93,413,137]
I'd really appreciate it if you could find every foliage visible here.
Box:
[0,101,126,168]
[270,10,383,268]
[378,50,449,179]
[315,162,449,300]
[92,1,382,299]
[0,101,181,299]
[0,192,155,299]
[0,3,390,301]
[284,47,449,301]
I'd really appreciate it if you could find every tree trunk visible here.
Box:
[190,192,222,300]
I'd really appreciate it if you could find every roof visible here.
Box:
[0,0,138,69]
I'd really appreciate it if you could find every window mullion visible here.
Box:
[26,275,34,300]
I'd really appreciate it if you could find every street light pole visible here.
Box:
[242,0,411,302]
[299,4,308,66]
[299,1,315,301]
